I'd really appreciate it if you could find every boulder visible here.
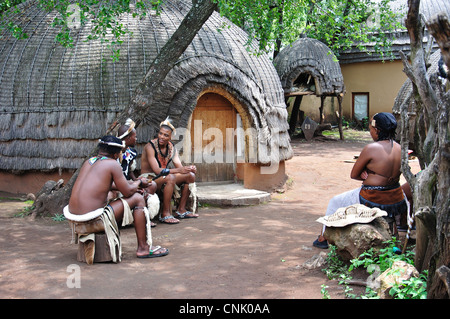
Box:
[376,260,420,299]
[323,217,392,261]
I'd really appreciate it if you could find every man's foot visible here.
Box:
[159,215,179,224]
[313,236,329,249]
[174,210,199,219]
[137,246,169,258]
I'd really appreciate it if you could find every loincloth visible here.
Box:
[64,203,122,262]
[359,183,408,219]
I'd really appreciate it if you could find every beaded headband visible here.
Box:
[117,118,136,139]
[98,139,125,149]
[160,116,176,134]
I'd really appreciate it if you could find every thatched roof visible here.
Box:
[0,0,292,172]
[338,0,450,63]
[273,37,345,97]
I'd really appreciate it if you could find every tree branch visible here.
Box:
[406,0,439,122]
[113,0,218,130]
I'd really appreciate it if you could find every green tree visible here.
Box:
[2,0,403,60]
[218,0,404,59]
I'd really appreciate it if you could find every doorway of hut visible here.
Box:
[189,92,244,184]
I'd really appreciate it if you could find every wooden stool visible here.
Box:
[77,233,113,264]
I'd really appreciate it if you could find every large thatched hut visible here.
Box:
[0,0,293,194]
[273,37,345,137]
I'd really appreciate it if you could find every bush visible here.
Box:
[321,238,428,299]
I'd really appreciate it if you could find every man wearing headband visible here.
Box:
[141,117,198,224]
[64,135,169,262]
[116,119,159,227]
[117,118,139,181]
[313,112,410,249]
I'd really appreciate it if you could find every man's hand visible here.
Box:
[180,165,196,174]
[137,177,150,188]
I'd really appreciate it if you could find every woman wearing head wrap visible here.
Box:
[313,112,409,249]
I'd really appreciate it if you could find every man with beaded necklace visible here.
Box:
[141,117,199,224]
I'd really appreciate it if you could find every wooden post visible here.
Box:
[288,95,303,135]
[319,96,325,124]
[337,94,344,140]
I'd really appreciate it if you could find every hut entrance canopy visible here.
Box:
[0,0,292,193]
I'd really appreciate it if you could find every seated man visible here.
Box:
[65,136,169,262]
[140,117,198,224]
[116,119,159,226]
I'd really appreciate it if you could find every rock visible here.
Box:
[302,252,328,270]
[376,260,420,299]
[323,217,392,261]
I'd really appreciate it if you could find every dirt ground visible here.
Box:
[0,132,420,304]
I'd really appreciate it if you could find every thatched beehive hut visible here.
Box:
[0,0,293,194]
[273,37,345,137]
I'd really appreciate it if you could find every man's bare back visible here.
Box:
[69,156,139,215]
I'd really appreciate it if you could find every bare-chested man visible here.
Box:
[140,118,198,224]
[66,135,168,260]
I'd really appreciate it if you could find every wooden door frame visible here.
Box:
[186,86,253,160]
[351,92,370,120]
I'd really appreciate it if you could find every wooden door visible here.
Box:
[190,93,236,182]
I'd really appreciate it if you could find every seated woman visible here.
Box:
[313,112,409,249]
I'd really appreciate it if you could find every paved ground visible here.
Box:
[0,134,420,307]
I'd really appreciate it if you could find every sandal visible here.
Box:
[174,211,198,219]
[159,215,179,224]
[137,246,169,258]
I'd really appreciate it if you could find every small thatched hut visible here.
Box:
[273,37,345,137]
[0,0,293,194]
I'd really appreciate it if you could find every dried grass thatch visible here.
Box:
[273,37,345,97]
[0,0,292,172]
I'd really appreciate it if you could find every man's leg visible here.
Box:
[174,172,198,218]
[155,174,179,224]
[109,193,168,257]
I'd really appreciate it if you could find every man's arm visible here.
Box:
[110,161,141,197]
[170,149,196,174]
[129,159,138,181]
